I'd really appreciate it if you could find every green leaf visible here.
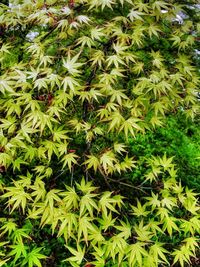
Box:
[127,242,148,267]
[61,153,79,171]
[66,245,85,265]
[8,243,28,264]
[22,247,46,267]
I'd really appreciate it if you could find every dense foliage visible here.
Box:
[0,0,199,266]
[128,114,200,191]
[0,160,200,266]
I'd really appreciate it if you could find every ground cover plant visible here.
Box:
[0,0,200,266]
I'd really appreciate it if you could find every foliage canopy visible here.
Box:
[0,0,199,266]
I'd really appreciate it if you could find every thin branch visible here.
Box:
[106,177,152,194]
[40,25,58,42]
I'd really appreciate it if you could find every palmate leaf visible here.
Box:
[152,101,167,116]
[0,116,16,131]
[26,43,43,57]
[107,111,124,131]
[0,221,17,236]
[42,140,59,161]
[110,89,128,105]
[0,78,15,94]
[57,213,78,240]
[40,205,52,227]
[106,55,126,68]
[13,158,28,171]
[52,126,69,142]
[131,26,145,47]
[2,186,32,214]
[8,243,28,264]
[132,62,144,75]
[0,152,12,167]
[89,0,115,10]
[128,10,144,21]
[60,186,79,210]
[30,178,46,203]
[161,195,177,210]
[184,199,200,215]
[131,200,149,217]
[63,53,83,76]
[105,235,127,262]
[150,116,164,128]
[127,242,148,267]
[61,153,79,171]
[26,111,58,133]
[119,117,143,138]
[69,119,83,133]
[47,106,65,121]
[99,72,117,86]
[134,1,149,12]
[90,27,105,41]
[110,67,126,77]
[144,166,162,182]
[184,237,199,254]
[99,191,122,217]
[38,55,53,68]
[76,178,97,194]
[113,143,127,155]
[115,220,132,239]
[76,15,91,25]
[76,36,95,48]
[100,151,117,173]
[97,212,116,231]
[90,245,106,266]
[57,19,69,32]
[159,154,174,170]
[151,51,164,68]
[172,245,195,267]
[44,189,62,213]
[120,155,136,172]
[149,242,169,265]
[18,121,38,143]
[66,245,85,265]
[47,73,60,88]
[79,193,99,217]
[145,192,161,210]
[88,226,105,245]
[162,216,179,236]
[2,99,21,117]
[84,155,99,172]
[152,1,170,12]
[147,220,163,235]
[170,35,182,47]
[33,77,48,90]
[134,220,154,242]
[12,228,31,245]
[0,43,12,54]
[78,215,96,243]
[28,205,45,220]
[90,50,105,67]
[78,90,91,103]
[22,247,46,267]
[148,24,162,39]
